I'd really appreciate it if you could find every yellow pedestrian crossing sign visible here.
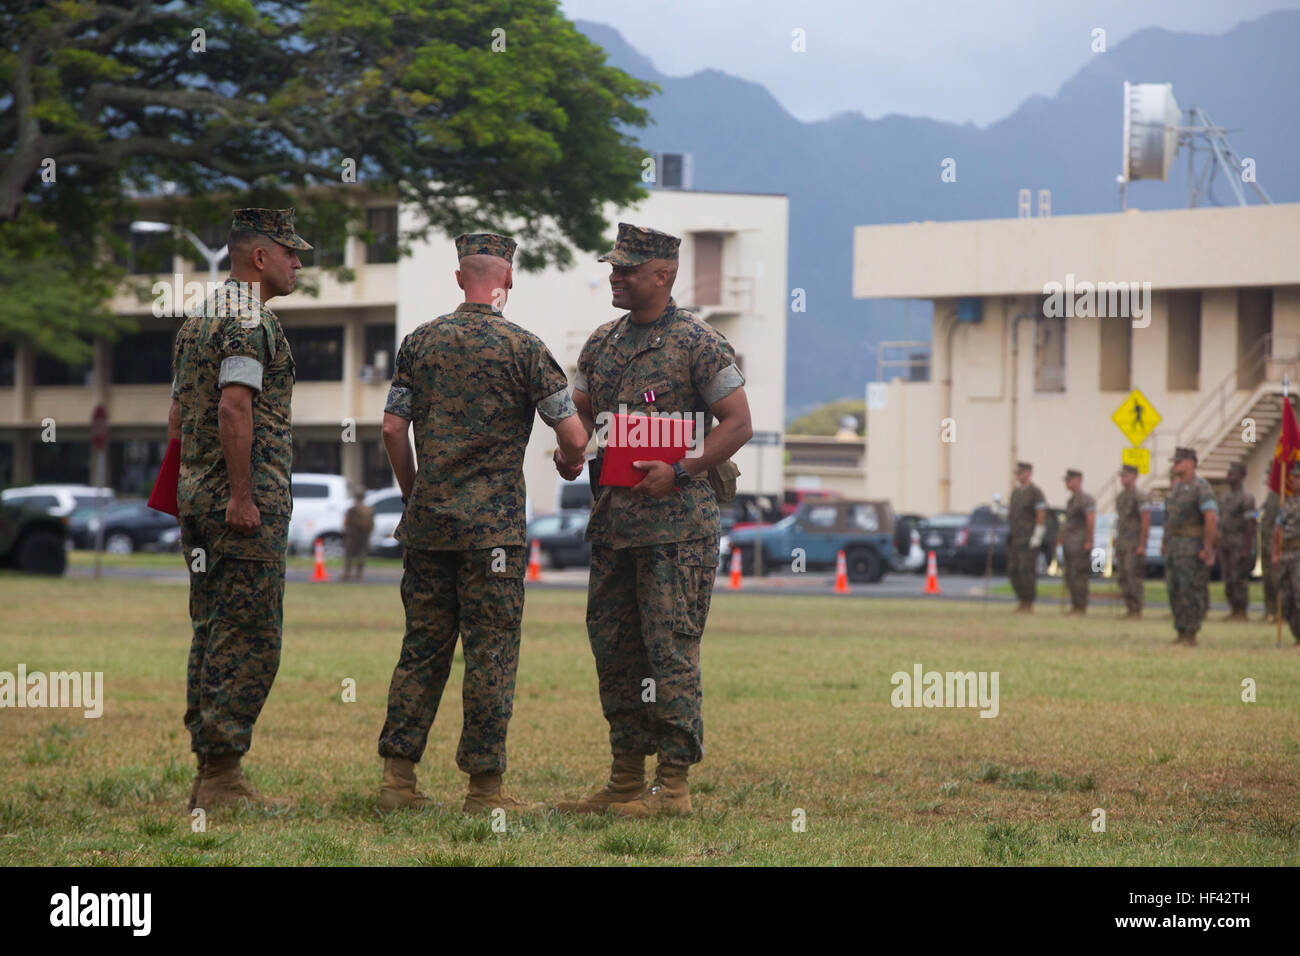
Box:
[1112,388,1161,446]
[1122,447,1150,474]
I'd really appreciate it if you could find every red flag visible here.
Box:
[1268,396,1300,495]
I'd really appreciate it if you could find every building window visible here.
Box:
[110,439,170,496]
[283,326,343,381]
[112,223,172,275]
[32,439,90,484]
[1167,291,1201,391]
[1034,315,1066,393]
[1098,316,1131,392]
[0,340,14,387]
[111,330,174,385]
[34,349,93,387]
[1237,288,1272,390]
[362,439,392,490]
[693,233,724,306]
[365,206,398,264]
[364,323,397,379]
[292,438,341,475]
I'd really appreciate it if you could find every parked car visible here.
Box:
[67,500,180,553]
[727,498,895,583]
[954,504,1060,576]
[526,512,591,568]
[1146,503,1164,577]
[892,512,926,572]
[287,473,352,556]
[0,484,113,518]
[917,513,969,572]
[0,498,69,575]
[780,488,843,517]
[367,487,405,557]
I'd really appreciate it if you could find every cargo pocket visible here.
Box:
[674,539,719,638]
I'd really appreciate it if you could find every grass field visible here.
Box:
[2,573,1298,866]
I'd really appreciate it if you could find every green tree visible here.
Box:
[788,399,866,437]
[0,0,655,361]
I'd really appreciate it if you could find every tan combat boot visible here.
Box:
[186,753,206,812]
[555,755,646,814]
[609,762,692,819]
[192,753,292,811]
[462,772,546,815]
[378,757,432,811]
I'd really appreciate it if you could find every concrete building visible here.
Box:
[853,202,1300,516]
[783,434,866,497]
[0,189,788,515]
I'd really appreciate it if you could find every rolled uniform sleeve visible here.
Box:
[691,332,742,407]
[384,335,414,420]
[529,342,575,427]
[217,312,272,392]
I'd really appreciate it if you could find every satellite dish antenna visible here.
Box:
[1118,81,1271,209]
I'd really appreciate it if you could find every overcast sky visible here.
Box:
[559,0,1299,126]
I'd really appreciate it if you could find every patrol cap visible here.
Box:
[1016,461,1033,472]
[1171,447,1198,464]
[1120,464,1138,476]
[455,233,516,264]
[1064,468,1082,480]
[598,222,681,266]
[230,207,312,251]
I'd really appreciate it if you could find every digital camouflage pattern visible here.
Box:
[597,222,681,265]
[454,232,516,263]
[1217,485,1256,613]
[378,546,527,773]
[385,302,573,549]
[1061,489,1095,610]
[1007,480,1046,603]
[585,539,718,765]
[343,501,374,580]
[576,297,743,549]
[1115,485,1150,614]
[1275,492,1300,641]
[172,277,295,518]
[181,512,288,756]
[1165,475,1217,633]
[1261,489,1280,615]
[230,207,312,250]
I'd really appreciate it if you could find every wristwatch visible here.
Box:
[672,462,691,489]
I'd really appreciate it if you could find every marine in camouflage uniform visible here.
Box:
[1260,488,1281,621]
[170,207,308,809]
[376,232,584,814]
[1163,446,1218,646]
[342,488,374,581]
[1270,461,1300,644]
[1060,470,1095,613]
[1113,464,1151,618]
[560,223,751,818]
[1215,462,1256,620]
[1007,462,1047,612]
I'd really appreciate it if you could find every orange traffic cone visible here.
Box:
[834,550,849,594]
[312,537,330,582]
[527,539,542,582]
[728,548,742,590]
[924,549,941,595]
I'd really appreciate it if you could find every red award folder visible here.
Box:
[147,438,181,517]
[599,413,696,487]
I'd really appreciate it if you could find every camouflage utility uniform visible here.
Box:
[1217,485,1256,615]
[1061,489,1095,611]
[1274,491,1300,643]
[1164,476,1217,636]
[173,275,295,758]
[1260,489,1280,617]
[575,294,743,767]
[377,295,574,776]
[1007,482,1046,604]
[342,499,374,581]
[1114,484,1150,614]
